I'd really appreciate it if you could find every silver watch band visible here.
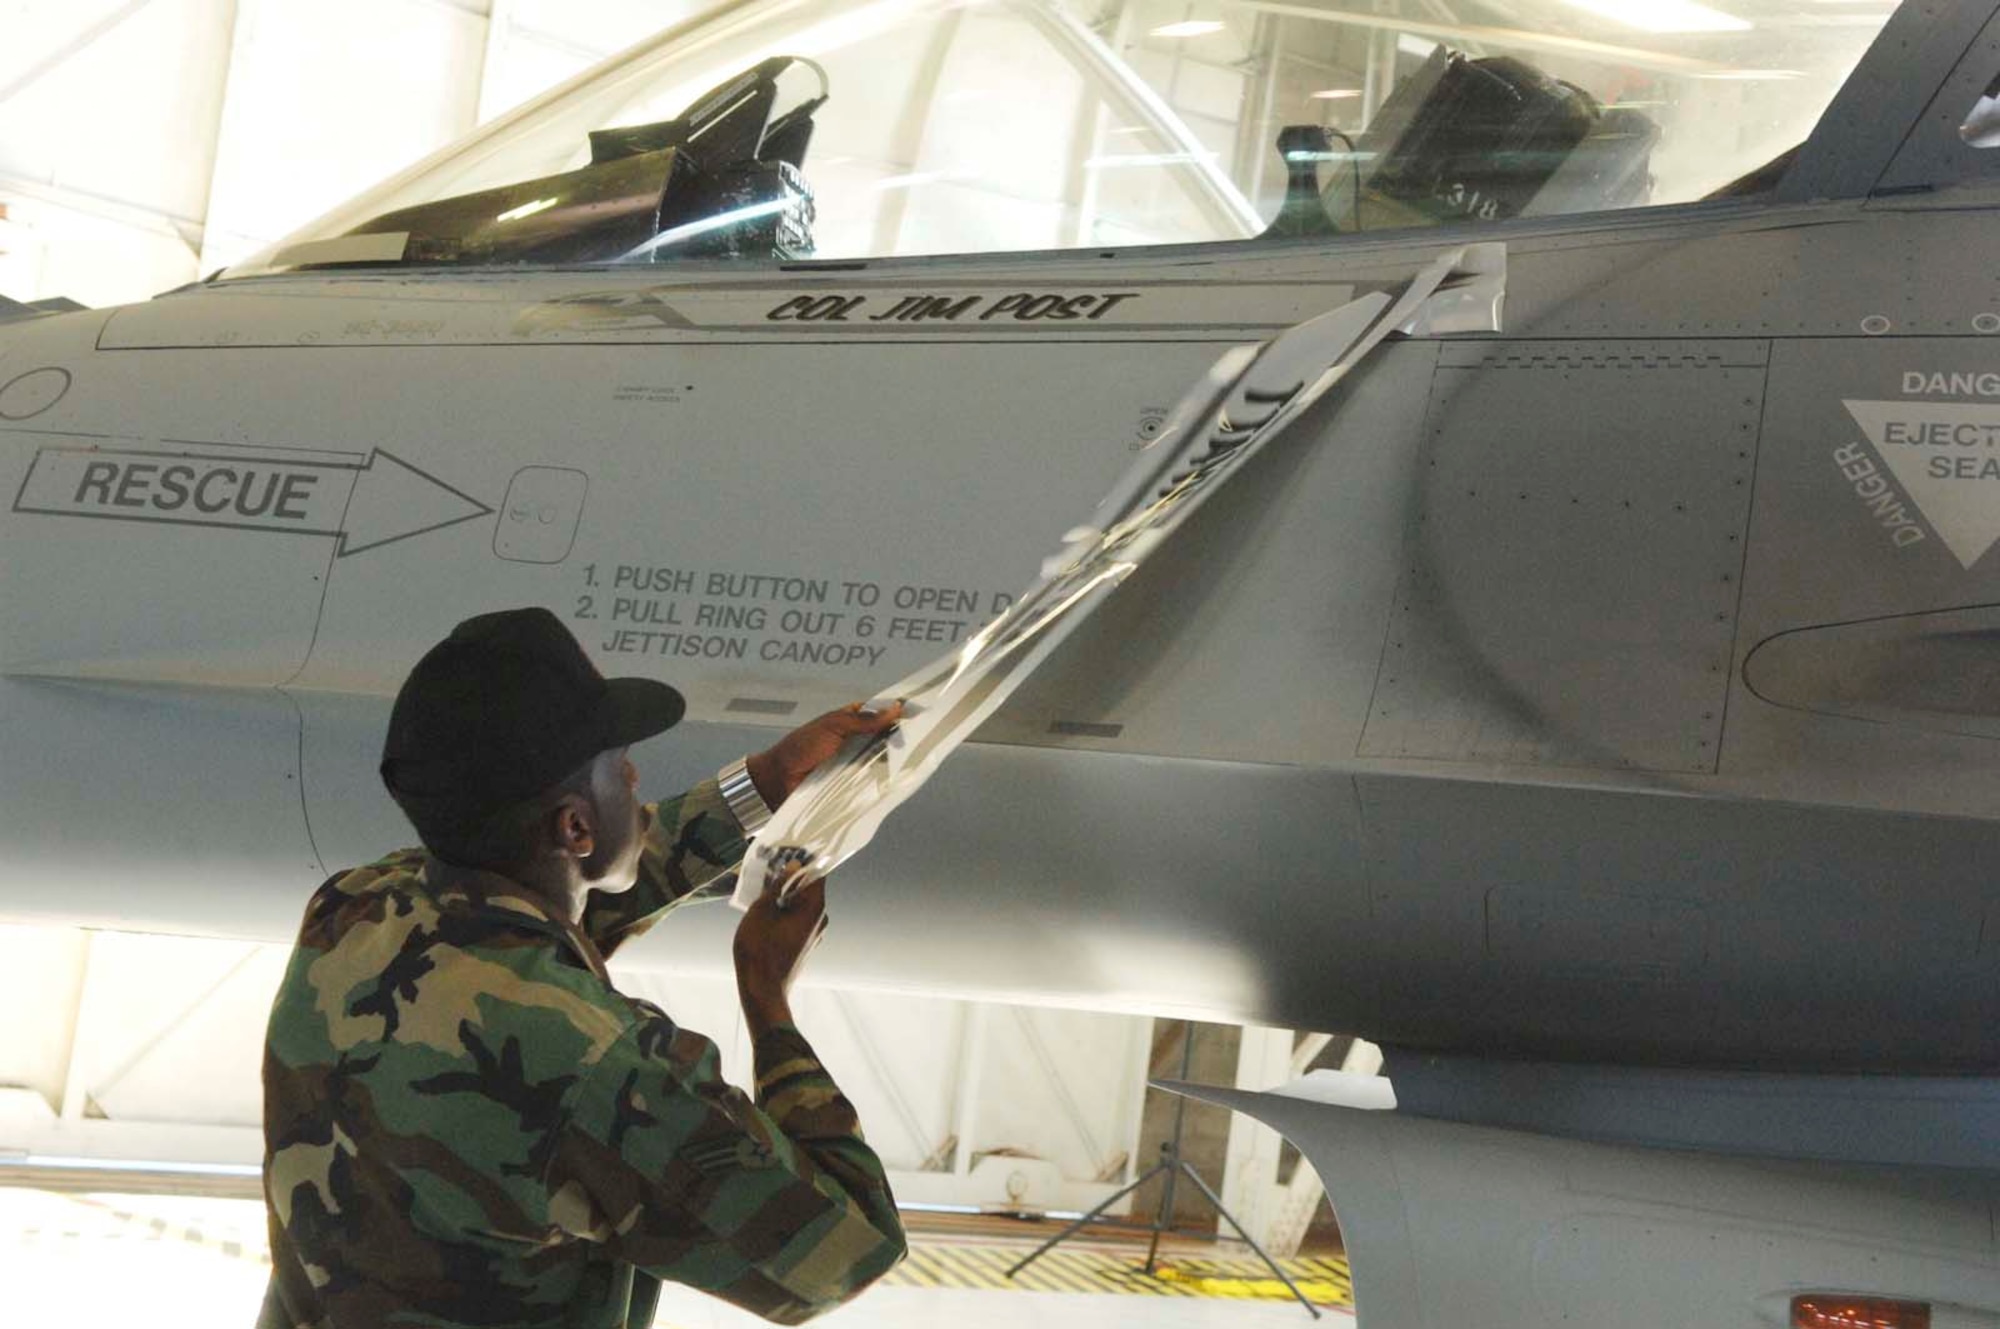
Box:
[717,756,773,835]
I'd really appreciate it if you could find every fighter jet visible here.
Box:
[1,0,1995,1323]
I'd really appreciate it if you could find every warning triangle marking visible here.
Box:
[1844,399,2000,570]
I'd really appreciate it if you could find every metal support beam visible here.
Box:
[1243,11,1285,211]
[88,945,264,1107]
[830,992,951,1169]
[1012,1007,1112,1179]
[1291,1031,1335,1079]
[0,0,163,105]
[1340,1037,1382,1077]
[56,933,96,1123]
[949,1003,988,1178]
[1219,1025,1296,1246]
[867,6,967,257]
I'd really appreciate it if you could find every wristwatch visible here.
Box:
[717,756,773,835]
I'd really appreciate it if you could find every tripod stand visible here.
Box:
[1004,1023,1322,1318]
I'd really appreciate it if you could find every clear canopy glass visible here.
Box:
[221,0,1905,278]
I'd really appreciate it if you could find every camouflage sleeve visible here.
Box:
[542,1016,906,1324]
[581,778,749,959]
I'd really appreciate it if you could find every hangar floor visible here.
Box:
[0,1183,1355,1326]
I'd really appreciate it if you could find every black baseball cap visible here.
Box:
[380,607,685,820]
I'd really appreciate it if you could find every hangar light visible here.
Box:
[1151,20,1226,36]
[1695,67,1804,79]
[495,197,558,223]
[6,1155,262,1178]
[1084,150,1220,169]
[1557,0,1751,32]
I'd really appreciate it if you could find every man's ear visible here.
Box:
[552,795,597,860]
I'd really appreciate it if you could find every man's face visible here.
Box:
[579,748,644,893]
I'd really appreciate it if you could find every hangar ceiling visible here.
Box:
[0,0,704,308]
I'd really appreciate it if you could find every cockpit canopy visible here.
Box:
[221,0,1904,278]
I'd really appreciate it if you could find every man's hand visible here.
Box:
[733,870,828,1034]
[744,701,904,808]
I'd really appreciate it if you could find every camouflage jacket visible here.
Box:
[259,779,906,1328]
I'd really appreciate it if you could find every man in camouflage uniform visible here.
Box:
[259,607,907,1327]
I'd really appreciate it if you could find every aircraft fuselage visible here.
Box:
[4,196,1999,1070]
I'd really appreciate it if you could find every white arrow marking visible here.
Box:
[10,444,493,557]
[337,448,493,557]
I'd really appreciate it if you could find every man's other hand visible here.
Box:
[733,870,828,1032]
[744,701,904,808]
